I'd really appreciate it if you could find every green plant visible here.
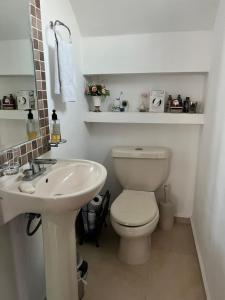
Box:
[85,83,110,97]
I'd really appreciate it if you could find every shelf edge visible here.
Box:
[84,112,205,125]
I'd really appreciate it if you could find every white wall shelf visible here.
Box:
[83,71,209,76]
[0,110,38,120]
[84,112,204,125]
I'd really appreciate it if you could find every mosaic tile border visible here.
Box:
[0,0,50,167]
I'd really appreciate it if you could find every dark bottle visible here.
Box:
[183,97,190,113]
[10,94,17,109]
[166,95,173,112]
[177,94,182,107]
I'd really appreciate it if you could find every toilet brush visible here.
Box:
[159,184,174,231]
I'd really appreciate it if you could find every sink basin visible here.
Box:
[0,159,107,224]
[0,159,107,300]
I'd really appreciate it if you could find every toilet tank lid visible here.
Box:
[112,146,170,159]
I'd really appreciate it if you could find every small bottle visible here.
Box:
[26,109,37,140]
[183,97,190,113]
[51,109,61,143]
[166,95,173,112]
[177,94,183,107]
[122,100,129,112]
[112,98,121,112]
[119,91,126,112]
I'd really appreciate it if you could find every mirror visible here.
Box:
[0,0,39,151]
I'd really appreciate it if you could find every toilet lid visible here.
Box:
[110,190,158,227]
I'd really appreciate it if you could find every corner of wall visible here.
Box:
[190,218,211,300]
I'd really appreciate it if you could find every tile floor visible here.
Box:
[79,222,206,300]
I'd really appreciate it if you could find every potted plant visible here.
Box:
[85,83,110,112]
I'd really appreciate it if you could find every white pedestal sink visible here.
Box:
[0,159,107,300]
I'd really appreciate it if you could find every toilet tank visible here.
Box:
[112,146,171,191]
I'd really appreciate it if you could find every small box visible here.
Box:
[149,90,165,113]
[170,107,183,113]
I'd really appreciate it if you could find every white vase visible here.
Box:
[92,96,102,112]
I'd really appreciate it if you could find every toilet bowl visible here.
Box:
[110,146,170,265]
[111,190,159,265]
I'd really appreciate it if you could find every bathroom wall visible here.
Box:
[0,120,27,150]
[4,1,89,300]
[0,225,18,300]
[86,72,207,218]
[87,122,202,218]
[0,75,35,97]
[0,40,34,75]
[192,0,225,299]
[41,0,89,160]
[82,31,212,74]
[81,25,211,219]
[8,217,46,300]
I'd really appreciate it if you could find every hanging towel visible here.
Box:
[54,39,60,95]
[54,39,77,102]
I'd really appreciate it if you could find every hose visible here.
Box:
[26,213,42,236]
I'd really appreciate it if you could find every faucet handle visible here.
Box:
[22,160,46,181]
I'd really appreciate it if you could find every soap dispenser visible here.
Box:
[51,109,61,143]
[26,109,37,140]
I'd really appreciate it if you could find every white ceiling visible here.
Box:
[0,0,30,40]
[70,0,219,37]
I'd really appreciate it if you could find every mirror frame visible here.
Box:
[0,0,50,166]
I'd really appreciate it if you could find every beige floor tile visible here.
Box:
[148,249,206,300]
[79,223,206,300]
[152,223,197,255]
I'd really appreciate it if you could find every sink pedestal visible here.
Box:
[42,211,79,300]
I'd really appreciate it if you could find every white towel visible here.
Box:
[54,40,76,102]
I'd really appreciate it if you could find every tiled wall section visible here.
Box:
[0,0,50,167]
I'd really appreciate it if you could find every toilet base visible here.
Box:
[118,235,151,265]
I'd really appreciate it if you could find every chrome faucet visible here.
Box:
[0,162,19,177]
[23,159,57,181]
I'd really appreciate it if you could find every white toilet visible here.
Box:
[110,146,171,265]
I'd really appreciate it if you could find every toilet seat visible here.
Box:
[110,190,158,227]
